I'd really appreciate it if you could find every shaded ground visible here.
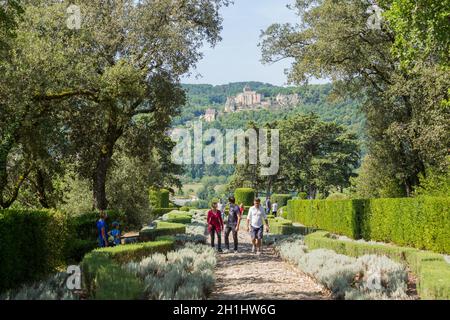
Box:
[209,228,329,300]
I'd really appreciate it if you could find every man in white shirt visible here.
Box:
[246,198,270,255]
[272,201,278,217]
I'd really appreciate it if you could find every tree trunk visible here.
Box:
[93,155,110,210]
[92,122,123,211]
[35,169,50,208]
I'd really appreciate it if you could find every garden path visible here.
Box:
[209,225,329,300]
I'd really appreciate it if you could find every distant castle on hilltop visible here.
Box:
[224,85,299,113]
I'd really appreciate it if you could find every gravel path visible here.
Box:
[209,227,329,300]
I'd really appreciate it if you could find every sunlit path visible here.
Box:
[209,225,328,300]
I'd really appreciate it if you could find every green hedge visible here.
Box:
[288,197,449,254]
[271,194,293,207]
[234,188,255,206]
[81,239,174,299]
[151,207,175,218]
[0,209,68,292]
[287,199,364,239]
[268,216,312,235]
[279,206,288,219]
[69,210,126,243]
[166,212,192,224]
[139,221,186,242]
[360,197,449,253]
[297,192,308,199]
[66,210,126,263]
[305,231,450,300]
[179,206,190,212]
[149,188,170,208]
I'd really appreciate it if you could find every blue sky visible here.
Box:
[181,0,309,86]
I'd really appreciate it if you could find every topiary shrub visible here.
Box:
[271,194,293,207]
[0,209,69,292]
[81,239,174,299]
[139,221,186,242]
[297,192,308,199]
[151,208,174,218]
[179,206,190,212]
[234,188,255,206]
[165,213,192,224]
[149,188,170,208]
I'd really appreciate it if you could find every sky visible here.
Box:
[181,0,320,87]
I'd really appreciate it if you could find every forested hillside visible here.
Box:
[175,82,365,140]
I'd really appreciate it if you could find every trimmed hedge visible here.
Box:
[271,194,293,207]
[0,209,68,292]
[279,206,288,219]
[234,188,255,206]
[151,207,174,218]
[66,210,126,263]
[81,239,174,299]
[288,197,449,254]
[139,221,186,242]
[268,217,311,235]
[305,231,450,300]
[287,199,364,239]
[361,197,449,253]
[166,212,192,224]
[149,188,170,208]
[69,210,126,242]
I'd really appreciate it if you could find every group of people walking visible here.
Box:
[207,197,271,255]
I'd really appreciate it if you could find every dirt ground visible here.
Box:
[209,228,329,300]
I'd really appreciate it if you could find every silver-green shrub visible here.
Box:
[276,239,410,300]
[125,243,216,300]
[0,273,77,300]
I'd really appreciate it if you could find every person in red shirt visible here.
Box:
[239,203,245,217]
[207,201,224,252]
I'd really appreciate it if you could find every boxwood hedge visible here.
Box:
[0,209,68,292]
[139,221,186,242]
[149,188,170,208]
[234,188,255,206]
[81,239,174,299]
[288,197,449,254]
[271,194,293,207]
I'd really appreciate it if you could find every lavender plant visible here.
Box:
[276,239,411,300]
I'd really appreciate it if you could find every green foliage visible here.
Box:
[81,239,174,299]
[384,0,450,67]
[361,197,450,253]
[271,194,293,207]
[149,188,170,209]
[277,238,410,299]
[260,0,450,198]
[268,216,312,235]
[179,206,190,212]
[151,208,175,218]
[139,221,186,242]
[165,212,192,224]
[69,210,126,242]
[234,188,255,206]
[124,244,217,300]
[305,231,450,299]
[288,197,450,254]
[288,199,364,239]
[414,158,450,197]
[351,155,406,198]
[297,192,308,199]
[0,209,68,292]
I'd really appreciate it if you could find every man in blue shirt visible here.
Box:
[224,196,241,253]
[97,211,108,247]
